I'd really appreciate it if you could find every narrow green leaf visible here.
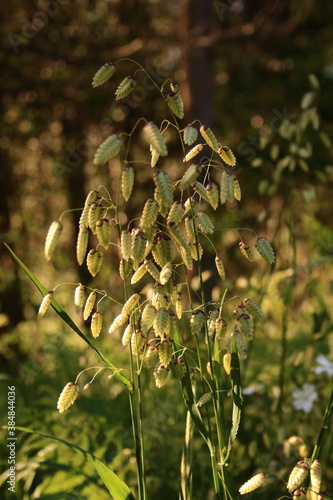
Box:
[2,239,132,391]
[4,426,135,500]
[224,340,242,461]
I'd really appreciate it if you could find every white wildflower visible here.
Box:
[291,383,318,413]
[313,354,333,376]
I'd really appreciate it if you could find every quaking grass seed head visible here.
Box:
[57,382,79,413]
[239,473,265,495]
[45,221,63,261]
[287,461,310,493]
[38,292,54,318]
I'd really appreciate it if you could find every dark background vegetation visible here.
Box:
[0,1,333,498]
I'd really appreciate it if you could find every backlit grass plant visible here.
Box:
[5,59,332,500]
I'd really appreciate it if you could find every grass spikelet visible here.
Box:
[239,242,254,262]
[242,298,265,322]
[223,351,231,374]
[168,223,190,251]
[196,392,213,407]
[185,216,196,243]
[174,358,186,378]
[83,291,96,320]
[57,382,79,413]
[232,330,247,359]
[218,145,236,166]
[192,181,210,203]
[45,221,62,261]
[122,323,134,346]
[157,234,173,266]
[152,284,169,309]
[208,310,219,336]
[180,246,194,269]
[79,190,101,227]
[190,309,206,335]
[215,255,226,280]
[215,318,227,339]
[233,175,241,201]
[170,82,183,103]
[153,364,170,388]
[183,125,198,145]
[195,211,214,234]
[87,249,103,277]
[93,134,122,164]
[74,284,85,313]
[287,461,309,493]
[88,203,103,234]
[160,262,173,285]
[146,259,161,282]
[176,291,183,319]
[108,312,130,334]
[220,170,234,204]
[119,258,133,280]
[121,230,132,261]
[91,311,103,338]
[121,293,141,316]
[143,122,168,156]
[131,329,146,355]
[92,61,116,87]
[158,337,173,366]
[179,163,202,191]
[154,308,169,336]
[238,313,254,341]
[167,201,185,224]
[154,170,173,208]
[131,261,148,284]
[141,304,157,333]
[200,125,219,152]
[122,165,135,202]
[145,345,159,368]
[96,218,111,249]
[189,242,203,261]
[140,199,159,229]
[38,292,53,318]
[239,473,265,495]
[255,237,275,264]
[131,230,147,268]
[166,310,176,338]
[183,144,203,162]
[115,75,136,100]
[165,91,184,119]
[150,144,160,167]
[206,182,219,210]
[310,460,321,493]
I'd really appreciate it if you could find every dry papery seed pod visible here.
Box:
[223,351,231,375]
[200,125,219,152]
[237,313,254,341]
[83,291,97,321]
[153,363,170,388]
[45,221,62,261]
[131,230,147,269]
[115,75,136,100]
[74,284,85,313]
[192,180,210,203]
[146,259,161,282]
[183,125,198,146]
[185,216,196,243]
[176,291,183,319]
[174,358,186,378]
[143,122,168,156]
[242,298,265,322]
[57,382,79,413]
[79,190,102,227]
[93,134,122,165]
[121,293,141,316]
[141,304,157,333]
[130,261,148,285]
[287,461,310,493]
[239,241,254,262]
[189,242,203,261]
[160,262,173,285]
[92,61,116,88]
[215,255,226,280]
[150,144,159,168]
[121,165,135,202]
[181,246,194,270]
[122,323,134,346]
[196,392,213,407]
[195,211,214,234]
[168,223,190,251]
[145,345,159,368]
[154,307,169,337]
[76,226,89,265]
[239,473,265,495]
[233,176,241,201]
[91,311,103,338]
[119,258,133,280]
[255,237,275,264]
[215,318,227,339]
[232,330,247,359]
[38,292,54,318]
[131,329,146,356]
[158,337,173,366]
[87,249,103,277]
[208,310,219,336]
[88,203,104,234]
